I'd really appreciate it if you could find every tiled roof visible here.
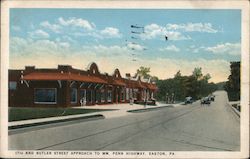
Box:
[20,64,157,90]
[142,82,158,90]
[23,72,107,84]
[112,79,126,86]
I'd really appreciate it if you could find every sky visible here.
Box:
[10,9,241,83]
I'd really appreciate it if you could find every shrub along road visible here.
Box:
[9,91,240,151]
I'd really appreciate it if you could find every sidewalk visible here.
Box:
[9,102,180,129]
[229,101,240,117]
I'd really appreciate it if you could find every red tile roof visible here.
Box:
[142,82,158,90]
[22,72,157,90]
[112,79,126,86]
[127,80,146,89]
[23,72,107,84]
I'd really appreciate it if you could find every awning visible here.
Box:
[23,72,108,84]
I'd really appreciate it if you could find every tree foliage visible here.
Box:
[136,66,151,79]
[135,66,221,102]
[224,62,240,101]
[155,68,217,102]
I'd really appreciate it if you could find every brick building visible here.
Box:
[8,62,157,107]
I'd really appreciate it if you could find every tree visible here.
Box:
[224,62,240,101]
[192,67,203,80]
[151,76,159,82]
[174,70,182,79]
[136,66,151,78]
[203,73,211,82]
[156,68,218,102]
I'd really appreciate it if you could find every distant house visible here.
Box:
[8,62,157,107]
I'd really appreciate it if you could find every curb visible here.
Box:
[127,105,173,113]
[230,105,240,117]
[9,114,104,130]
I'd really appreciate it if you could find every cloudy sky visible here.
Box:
[10,9,241,83]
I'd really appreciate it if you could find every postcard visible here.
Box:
[1,0,249,158]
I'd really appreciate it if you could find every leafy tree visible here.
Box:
[174,70,182,79]
[203,73,211,82]
[156,68,218,102]
[136,66,151,78]
[216,82,226,90]
[224,62,240,101]
[192,67,203,80]
[151,76,159,82]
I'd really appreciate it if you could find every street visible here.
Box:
[9,91,240,151]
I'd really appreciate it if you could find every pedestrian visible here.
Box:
[80,97,86,107]
[80,98,84,107]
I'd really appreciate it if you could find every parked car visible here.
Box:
[184,96,193,104]
[201,97,211,104]
[209,94,215,101]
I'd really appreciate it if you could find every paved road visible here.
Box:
[9,91,240,151]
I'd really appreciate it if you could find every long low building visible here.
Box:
[8,62,157,107]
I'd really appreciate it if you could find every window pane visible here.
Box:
[71,88,77,103]
[126,88,129,100]
[96,91,101,102]
[9,82,17,90]
[35,89,56,103]
[101,89,105,102]
[107,90,112,102]
[87,90,92,102]
[121,89,125,101]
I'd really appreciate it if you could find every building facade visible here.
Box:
[9,63,157,107]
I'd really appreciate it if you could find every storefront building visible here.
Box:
[9,62,157,107]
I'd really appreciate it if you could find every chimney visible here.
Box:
[58,65,72,72]
[25,66,35,73]
[125,73,131,79]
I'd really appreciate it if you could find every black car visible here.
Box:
[201,97,211,104]
[184,96,193,104]
[209,95,215,101]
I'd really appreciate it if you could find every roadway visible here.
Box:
[9,91,240,151]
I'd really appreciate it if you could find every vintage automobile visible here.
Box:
[201,97,211,105]
[209,94,215,101]
[184,96,193,104]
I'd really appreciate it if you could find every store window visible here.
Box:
[121,88,125,101]
[96,91,100,103]
[101,89,105,102]
[71,88,77,103]
[107,90,112,102]
[133,89,138,99]
[87,90,92,103]
[126,88,129,100]
[9,81,17,90]
[34,88,56,104]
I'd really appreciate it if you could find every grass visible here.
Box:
[9,107,114,122]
